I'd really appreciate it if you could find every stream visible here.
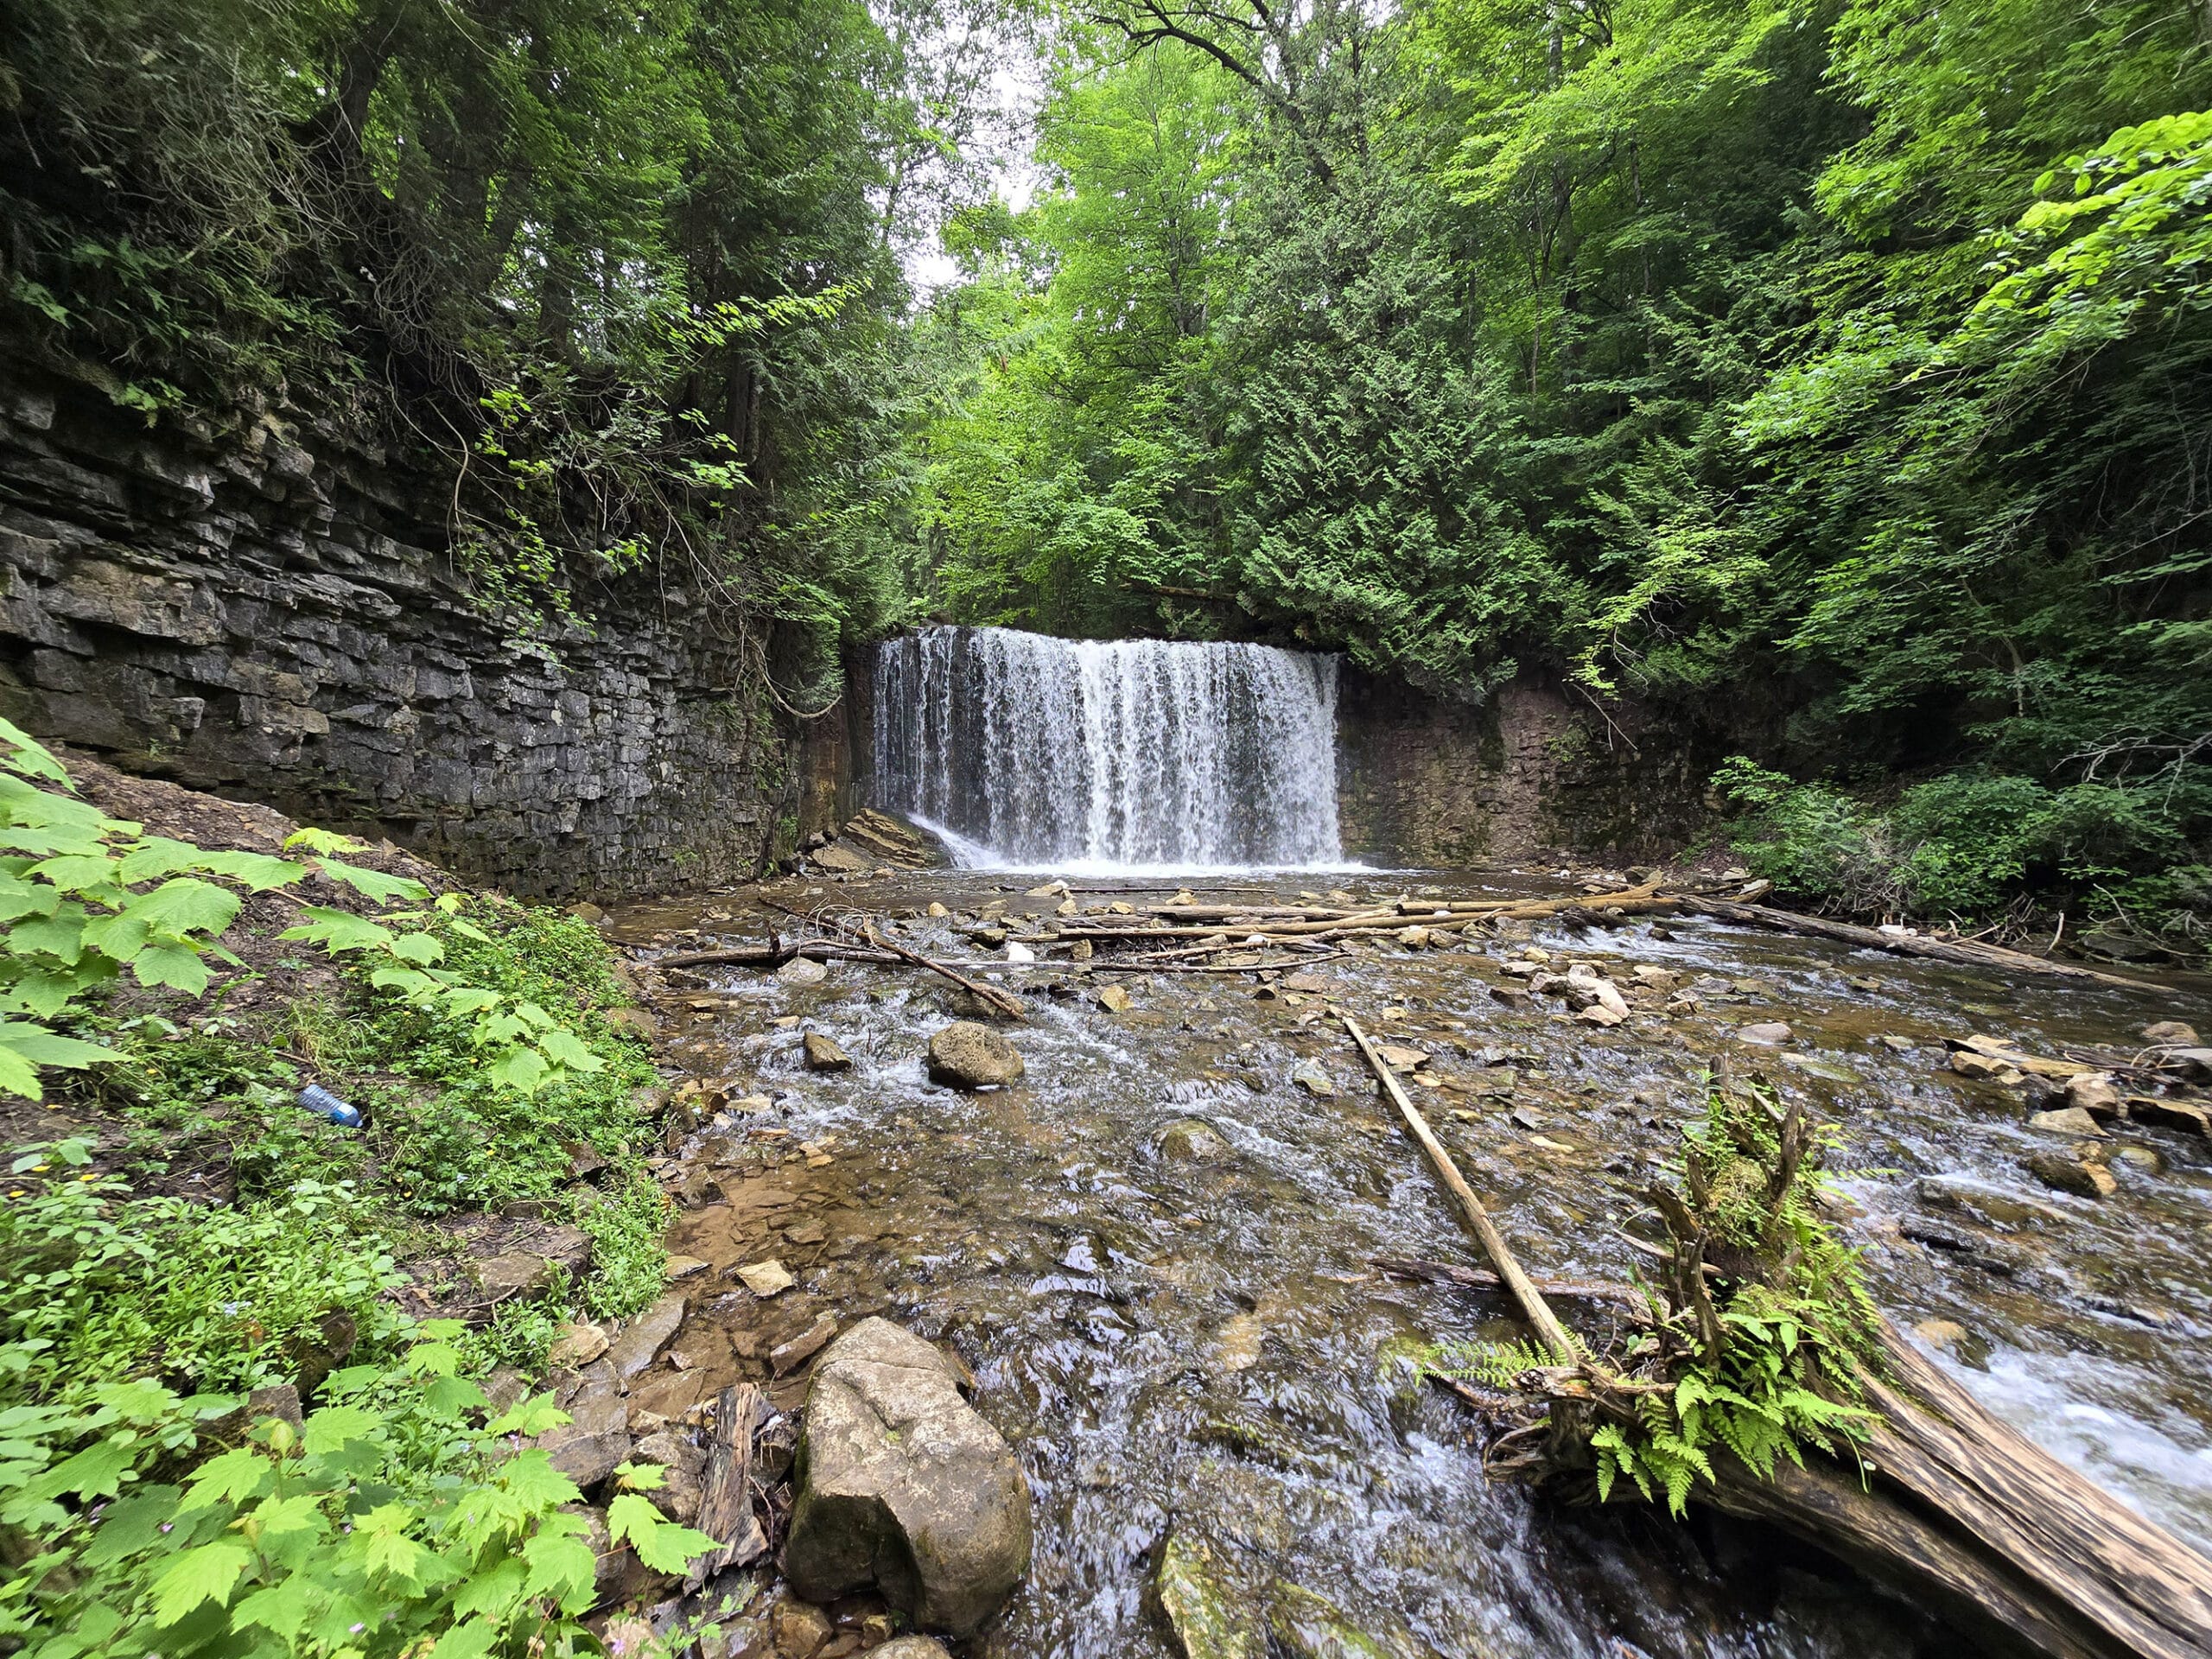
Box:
[608,868,2212,1659]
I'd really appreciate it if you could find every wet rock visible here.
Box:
[1290,1061,1336,1098]
[969,926,1008,949]
[606,1294,686,1380]
[870,1641,952,1659]
[779,957,830,988]
[483,1367,530,1414]
[2142,1020,2199,1045]
[537,1390,632,1487]
[665,1255,711,1281]
[771,1599,836,1659]
[1374,1043,1427,1071]
[739,1259,797,1296]
[2028,1106,2106,1137]
[804,1032,853,1071]
[1575,1004,1624,1028]
[1949,1050,2022,1084]
[1914,1319,1969,1351]
[1265,1580,1428,1659]
[1735,1021,1792,1046]
[2063,1073,2123,1116]
[771,1315,841,1376]
[785,1317,1033,1637]
[1159,1119,1233,1163]
[2026,1151,2116,1199]
[1156,1530,1262,1659]
[1098,985,1133,1013]
[926,1021,1026,1089]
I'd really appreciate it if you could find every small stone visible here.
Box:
[1290,1061,1336,1098]
[2026,1152,2117,1199]
[536,1393,631,1488]
[549,1322,610,1366]
[1915,1319,1969,1351]
[1098,985,1133,1013]
[1950,1051,2016,1081]
[1576,1004,1624,1027]
[1004,939,1035,963]
[1156,1529,1261,1659]
[664,1255,711,1280]
[2141,1020,2199,1045]
[926,901,950,918]
[778,956,830,987]
[739,1259,797,1297]
[1375,1044,1428,1071]
[608,1006,658,1040]
[803,1032,852,1071]
[926,1021,1026,1089]
[869,1641,952,1659]
[2063,1073,2124,1116]
[771,1315,841,1376]
[1158,1119,1233,1163]
[2028,1107,2106,1137]
[771,1599,835,1659]
[1735,1021,1792,1046]
[477,1251,561,1301]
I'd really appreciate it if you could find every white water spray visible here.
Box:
[873,626,1345,871]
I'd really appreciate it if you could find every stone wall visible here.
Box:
[0,354,828,900]
[1333,665,1719,867]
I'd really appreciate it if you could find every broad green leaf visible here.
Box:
[232,1575,322,1639]
[0,1022,115,1068]
[300,1404,383,1456]
[388,931,445,965]
[278,907,395,954]
[520,1527,598,1610]
[7,912,85,963]
[0,719,73,783]
[131,942,212,996]
[26,854,120,893]
[149,1539,251,1624]
[179,1446,275,1510]
[282,827,361,855]
[314,858,429,906]
[537,1028,605,1071]
[606,1492,717,1573]
[129,877,242,939]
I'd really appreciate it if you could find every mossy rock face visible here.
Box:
[1155,1530,1262,1659]
[1264,1580,1431,1659]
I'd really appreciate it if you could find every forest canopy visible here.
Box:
[2,0,2208,939]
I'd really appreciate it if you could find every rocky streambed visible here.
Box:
[563,868,2212,1658]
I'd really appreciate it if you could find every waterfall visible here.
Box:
[873,626,1345,871]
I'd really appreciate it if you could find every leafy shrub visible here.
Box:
[1713,756,2209,942]
[0,1141,407,1400]
[0,1325,713,1659]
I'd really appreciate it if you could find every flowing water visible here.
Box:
[612,869,2212,1659]
[872,626,1345,871]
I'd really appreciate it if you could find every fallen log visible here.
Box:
[1382,1067,2212,1659]
[1370,1255,1648,1310]
[1675,896,2166,991]
[1342,1012,1580,1364]
[646,940,901,969]
[688,1382,769,1585]
[1695,1319,2212,1659]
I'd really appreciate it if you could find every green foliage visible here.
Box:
[0,1143,406,1399]
[899,0,2209,918]
[0,1322,714,1659]
[1443,1081,1880,1516]
[1715,757,2208,942]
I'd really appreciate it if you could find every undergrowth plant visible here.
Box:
[0,718,607,1103]
[1436,1079,1881,1516]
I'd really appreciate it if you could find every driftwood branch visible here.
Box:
[1676,896,2165,991]
[1341,1013,1580,1364]
[760,898,1029,1021]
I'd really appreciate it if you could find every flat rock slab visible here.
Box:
[537,1392,631,1488]
[606,1293,686,1380]
[785,1317,1033,1637]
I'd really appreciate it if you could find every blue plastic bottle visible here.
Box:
[298,1084,362,1128]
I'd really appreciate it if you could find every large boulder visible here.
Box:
[784,1318,1032,1636]
[925,1021,1026,1090]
